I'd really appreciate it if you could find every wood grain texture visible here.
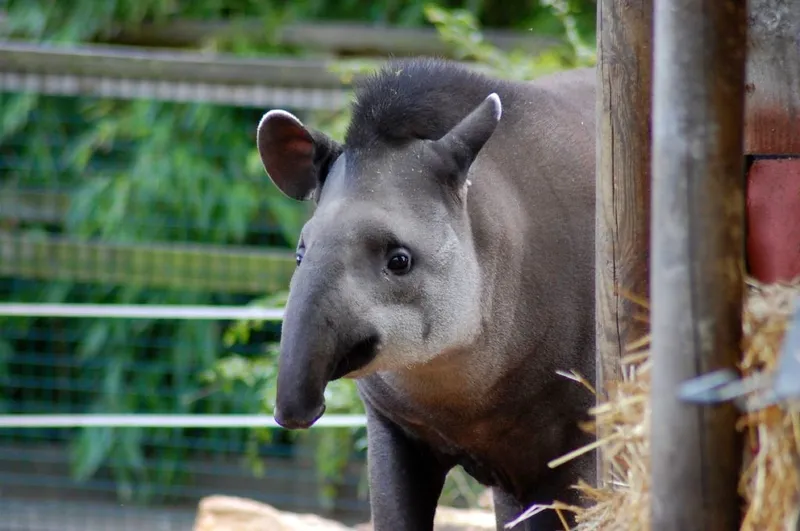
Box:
[102,19,561,58]
[594,0,653,483]
[595,0,653,389]
[649,1,748,530]
[0,40,346,89]
[744,0,800,154]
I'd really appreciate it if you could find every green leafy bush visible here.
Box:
[211,1,598,509]
[0,0,597,511]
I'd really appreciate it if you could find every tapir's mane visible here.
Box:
[344,57,507,149]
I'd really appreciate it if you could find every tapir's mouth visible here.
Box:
[274,402,326,430]
[329,335,381,381]
[273,332,380,430]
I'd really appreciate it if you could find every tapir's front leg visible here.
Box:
[365,405,451,531]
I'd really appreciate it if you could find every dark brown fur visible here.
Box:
[256,58,597,531]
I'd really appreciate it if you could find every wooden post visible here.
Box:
[743,0,800,155]
[595,0,653,485]
[743,0,800,284]
[649,0,748,530]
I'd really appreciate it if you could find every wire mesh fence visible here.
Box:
[0,30,499,529]
[0,309,371,528]
[0,49,375,529]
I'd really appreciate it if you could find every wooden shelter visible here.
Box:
[595,0,799,529]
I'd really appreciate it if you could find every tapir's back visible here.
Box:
[485,67,596,202]
[468,65,597,348]
[461,64,599,499]
[337,59,599,528]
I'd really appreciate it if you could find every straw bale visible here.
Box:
[523,279,800,531]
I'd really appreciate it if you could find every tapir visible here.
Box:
[256,57,597,530]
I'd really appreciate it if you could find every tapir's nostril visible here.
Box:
[274,403,326,430]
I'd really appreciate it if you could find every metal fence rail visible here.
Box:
[0,57,367,525]
[0,303,285,320]
[0,40,353,109]
[0,414,367,428]
[0,71,352,110]
[0,13,528,529]
[0,306,370,528]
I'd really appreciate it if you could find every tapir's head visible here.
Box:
[257,82,502,429]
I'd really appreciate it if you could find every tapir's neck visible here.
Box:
[374,344,502,413]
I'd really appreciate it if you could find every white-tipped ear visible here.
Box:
[256,109,319,201]
[256,108,344,202]
[258,109,305,132]
[432,92,503,188]
[486,93,502,121]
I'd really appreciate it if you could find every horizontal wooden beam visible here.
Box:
[0,40,353,109]
[0,39,501,109]
[0,233,296,295]
[0,188,69,225]
[105,19,561,58]
[0,41,347,88]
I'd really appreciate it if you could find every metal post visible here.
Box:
[649,0,749,530]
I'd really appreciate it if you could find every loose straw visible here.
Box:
[517,278,800,531]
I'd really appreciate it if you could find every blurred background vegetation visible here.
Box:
[0,0,596,518]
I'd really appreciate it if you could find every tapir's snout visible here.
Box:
[274,331,380,429]
[273,274,382,430]
[273,326,333,430]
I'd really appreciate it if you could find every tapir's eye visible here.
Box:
[386,248,412,275]
[295,242,305,267]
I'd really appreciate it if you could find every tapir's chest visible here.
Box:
[357,378,553,502]
[395,411,514,488]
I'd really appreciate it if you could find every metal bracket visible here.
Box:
[678,294,800,412]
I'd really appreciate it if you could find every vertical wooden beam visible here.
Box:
[595,0,653,485]
[649,0,748,530]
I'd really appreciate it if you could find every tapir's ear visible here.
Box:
[257,110,342,201]
[433,92,502,185]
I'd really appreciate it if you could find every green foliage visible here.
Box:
[63,99,303,245]
[201,341,366,508]
[211,1,598,509]
[0,96,296,505]
[2,0,284,45]
[1,0,597,511]
[0,84,305,501]
[424,2,595,79]
[315,1,598,165]
[1,0,595,45]
[425,5,565,79]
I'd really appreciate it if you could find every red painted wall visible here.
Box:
[746,158,800,283]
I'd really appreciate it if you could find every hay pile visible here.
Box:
[534,279,800,531]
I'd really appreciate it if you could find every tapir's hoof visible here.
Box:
[274,403,326,430]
